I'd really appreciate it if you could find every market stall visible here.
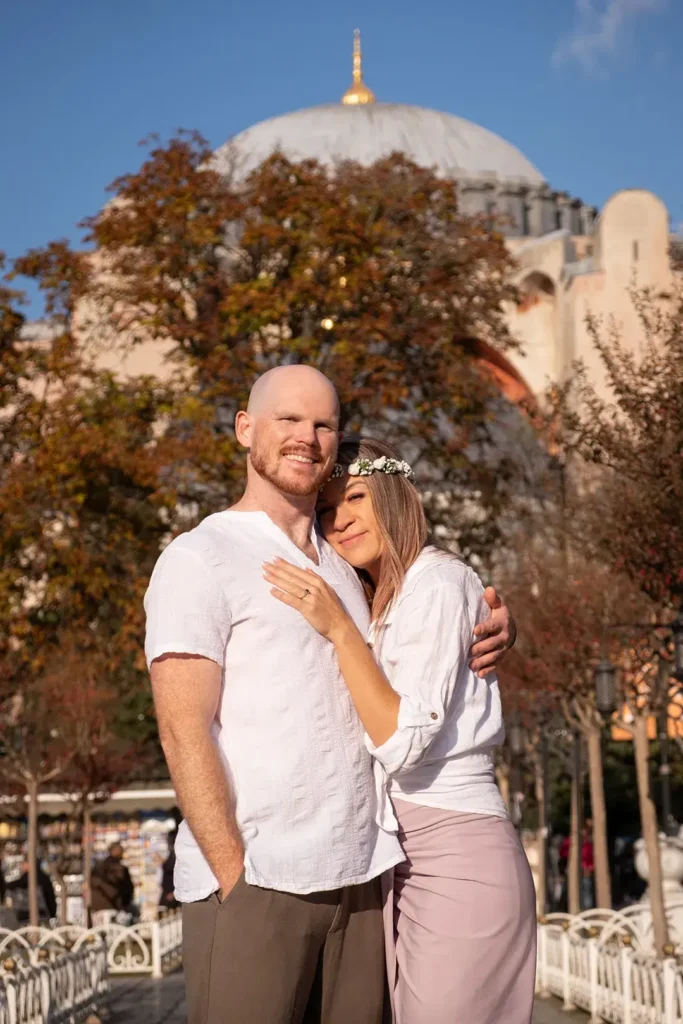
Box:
[0,785,178,923]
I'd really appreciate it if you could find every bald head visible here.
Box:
[235,365,340,498]
[247,365,339,418]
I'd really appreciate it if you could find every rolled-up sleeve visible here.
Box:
[144,541,231,670]
[365,573,476,775]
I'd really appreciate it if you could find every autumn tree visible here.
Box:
[527,283,683,951]
[47,650,147,924]
[2,240,232,708]
[555,285,683,610]
[497,660,560,916]
[0,246,227,920]
[501,536,658,913]
[84,134,523,558]
[0,673,73,925]
[605,638,678,954]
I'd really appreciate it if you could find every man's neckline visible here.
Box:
[219,508,322,566]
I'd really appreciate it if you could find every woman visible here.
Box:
[263,437,536,1024]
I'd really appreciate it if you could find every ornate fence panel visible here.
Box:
[0,909,182,979]
[154,910,183,977]
[537,909,683,1023]
[0,938,108,1024]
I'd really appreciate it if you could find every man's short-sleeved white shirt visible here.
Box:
[144,510,403,901]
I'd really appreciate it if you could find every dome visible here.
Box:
[213,103,545,187]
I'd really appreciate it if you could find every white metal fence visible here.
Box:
[0,910,182,979]
[537,907,683,1023]
[0,939,108,1024]
[0,910,181,1022]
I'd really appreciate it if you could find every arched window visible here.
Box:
[516,272,556,313]
[462,337,535,407]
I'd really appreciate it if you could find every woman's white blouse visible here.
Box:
[367,547,509,823]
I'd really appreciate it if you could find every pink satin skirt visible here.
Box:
[383,799,537,1024]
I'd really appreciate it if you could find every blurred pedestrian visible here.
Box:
[6,857,57,922]
[91,842,136,918]
[0,862,17,928]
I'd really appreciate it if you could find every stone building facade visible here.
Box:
[24,33,677,404]
[210,34,676,404]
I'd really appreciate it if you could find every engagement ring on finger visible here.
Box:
[302,588,310,599]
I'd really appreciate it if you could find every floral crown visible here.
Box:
[330,455,414,480]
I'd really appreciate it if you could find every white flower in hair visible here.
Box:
[337,455,414,480]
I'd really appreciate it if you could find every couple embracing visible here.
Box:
[145,365,536,1024]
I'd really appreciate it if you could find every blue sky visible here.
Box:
[2,0,681,308]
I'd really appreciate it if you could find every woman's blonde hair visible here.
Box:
[335,437,428,623]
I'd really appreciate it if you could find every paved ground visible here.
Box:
[532,995,590,1024]
[109,974,187,1024]
[108,975,590,1023]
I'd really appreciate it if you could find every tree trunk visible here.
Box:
[633,714,670,954]
[54,869,68,925]
[54,817,70,925]
[586,725,612,909]
[83,804,93,927]
[26,778,40,928]
[57,817,73,925]
[534,757,548,917]
[496,763,511,815]
[568,743,581,915]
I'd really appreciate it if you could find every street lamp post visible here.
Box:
[657,612,683,838]
[658,704,674,836]
[593,655,618,909]
[657,612,683,835]
[594,657,617,718]
[655,658,676,837]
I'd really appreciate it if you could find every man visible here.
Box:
[145,365,514,1024]
[6,857,57,922]
[91,842,135,917]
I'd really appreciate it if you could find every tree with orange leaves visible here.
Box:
[504,550,613,913]
[2,241,237,699]
[84,134,523,557]
[0,643,138,926]
[0,253,226,922]
[552,285,683,612]
[0,670,72,925]
[540,282,683,951]
[48,649,151,924]
[498,627,562,917]
[499,524,670,943]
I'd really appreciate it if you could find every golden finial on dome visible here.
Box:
[342,29,376,105]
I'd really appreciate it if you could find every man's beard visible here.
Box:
[250,437,328,496]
